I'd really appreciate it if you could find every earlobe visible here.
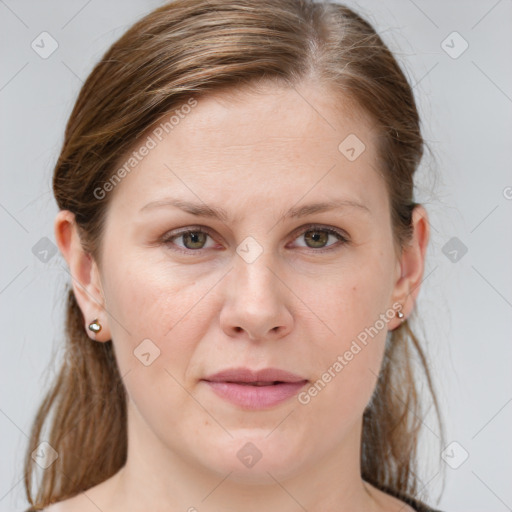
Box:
[54,210,111,342]
[390,205,430,329]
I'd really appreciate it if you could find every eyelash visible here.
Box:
[160,224,350,255]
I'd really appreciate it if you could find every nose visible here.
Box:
[219,252,294,342]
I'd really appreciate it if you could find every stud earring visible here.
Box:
[88,319,102,333]
[396,308,404,321]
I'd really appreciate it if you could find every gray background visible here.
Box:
[1,1,511,511]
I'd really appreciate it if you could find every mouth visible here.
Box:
[201,367,308,409]
[202,367,307,384]
[223,381,294,386]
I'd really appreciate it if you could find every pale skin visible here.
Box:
[49,81,429,512]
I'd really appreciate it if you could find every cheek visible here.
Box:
[295,254,393,418]
[101,253,214,379]
[300,325,387,429]
[104,243,205,329]
[100,259,207,436]
[303,256,393,345]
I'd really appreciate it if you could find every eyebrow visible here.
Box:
[139,197,371,221]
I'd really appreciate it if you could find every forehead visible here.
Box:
[107,82,387,219]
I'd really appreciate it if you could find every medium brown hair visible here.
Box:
[24,0,444,509]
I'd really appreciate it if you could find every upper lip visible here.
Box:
[202,367,308,384]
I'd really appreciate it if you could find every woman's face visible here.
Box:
[68,81,426,485]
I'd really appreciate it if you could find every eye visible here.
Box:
[289,224,349,252]
[162,227,217,253]
[161,224,349,254]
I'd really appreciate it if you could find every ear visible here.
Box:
[54,210,111,342]
[389,204,430,330]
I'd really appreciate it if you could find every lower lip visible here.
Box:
[203,380,308,409]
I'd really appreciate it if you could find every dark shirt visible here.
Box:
[391,491,444,512]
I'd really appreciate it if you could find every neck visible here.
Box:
[105,401,380,512]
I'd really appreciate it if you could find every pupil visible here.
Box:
[185,232,206,248]
[305,230,327,248]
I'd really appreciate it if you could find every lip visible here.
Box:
[201,367,308,410]
[203,367,307,384]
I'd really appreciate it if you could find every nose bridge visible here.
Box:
[231,242,281,304]
[219,239,293,340]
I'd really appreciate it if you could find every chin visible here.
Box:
[197,431,308,484]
